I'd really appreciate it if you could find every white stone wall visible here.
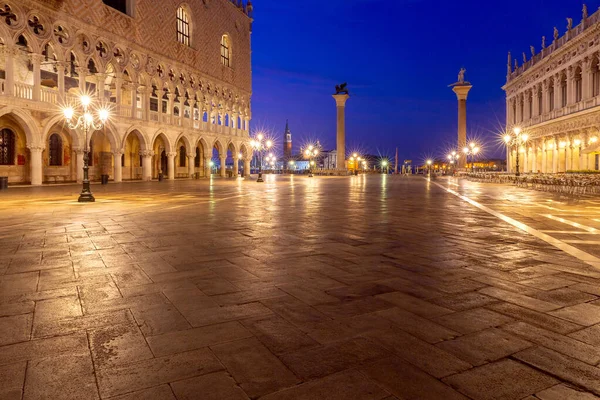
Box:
[503,8,600,173]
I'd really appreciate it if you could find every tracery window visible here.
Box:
[0,129,15,165]
[575,70,583,103]
[179,146,186,167]
[49,133,62,166]
[177,6,190,46]
[221,35,230,67]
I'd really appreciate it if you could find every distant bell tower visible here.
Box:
[283,120,292,160]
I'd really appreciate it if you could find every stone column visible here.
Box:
[57,61,65,98]
[542,80,549,114]
[4,46,14,95]
[96,73,105,100]
[515,95,523,122]
[523,148,529,173]
[452,84,472,169]
[28,145,43,186]
[204,156,212,177]
[532,87,539,117]
[233,155,239,177]
[332,93,350,169]
[541,142,547,173]
[567,67,575,105]
[167,152,176,180]
[113,151,122,182]
[115,76,122,106]
[76,67,87,93]
[131,84,138,119]
[220,156,227,177]
[31,54,43,101]
[531,142,537,173]
[141,150,153,181]
[552,139,559,173]
[553,74,561,110]
[565,145,570,172]
[506,146,511,173]
[75,148,85,183]
[580,134,588,170]
[244,159,251,178]
[583,59,593,100]
[187,155,195,178]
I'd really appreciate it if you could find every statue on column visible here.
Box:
[553,27,559,42]
[334,82,349,95]
[458,68,466,83]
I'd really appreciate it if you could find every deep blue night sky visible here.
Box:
[250,0,590,162]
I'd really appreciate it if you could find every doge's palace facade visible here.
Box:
[503,5,600,173]
[0,0,253,185]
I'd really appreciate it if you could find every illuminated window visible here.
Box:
[177,6,190,46]
[221,35,230,67]
[0,129,15,165]
[49,133,62,166]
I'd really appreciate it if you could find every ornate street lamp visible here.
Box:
[265,153,277,172]
[381,159,389,174]
[462,142,481,173]
[447,151,460,175]
[426,159,432,176]
[349,152,362,176]
[250,132,273,182]
[303,144,319,177]
[63,95,109,202]
[504,127,528,176]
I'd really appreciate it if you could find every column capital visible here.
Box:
[74,148,86,155]
[75,66,88,75]
[27,144,44,152]
[31,53,44,64]
[167,152,177,158]
[140,150,154,157]
[112,150,123,156]
[332,93,350,107]
[187,154,195,160]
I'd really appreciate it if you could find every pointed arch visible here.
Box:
[123,126,149,151]
[151,130,172,152]
[174,132,192,153]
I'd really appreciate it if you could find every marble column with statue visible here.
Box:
[332,83,350,170]
[449,68,472,169]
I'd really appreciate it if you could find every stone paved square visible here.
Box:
[2,175,600,399]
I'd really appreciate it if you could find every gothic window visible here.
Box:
[221,35,231,67]
[102,0,134,16]
[195,147,200,167]
[179,146,186,167]
[549,86,555,110]
[177,6,190,46]
[527,93,532,119]
[519,97,524,122]
[0,129,15,165]
[537,88,543,115]
[49,133,62,166]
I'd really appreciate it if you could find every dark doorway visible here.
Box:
[161,150,168,175]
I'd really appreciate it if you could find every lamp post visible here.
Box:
[426,159,432,177]
[381,159,389,174]
[288,160,296,174]
[63,95,109,202]
[303,145,319,177]
[504,127,528,176]
[447,151,460,175]
[349,152,361,176]
[265,153,276,173]
[462,142,481,173]
[250,133,273,182]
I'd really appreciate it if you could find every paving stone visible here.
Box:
[108,385,177,400]
[361,356,469,400]
[89,322,154,368]
[240,315,319,355]
[146,321,253,356]
[0,331,88,366]
[170,371,249,400]
[478,287,560,312]
[0,272,39,295]
[487,302,583,334]
[364,327,472,378]
[0,301,35,317]
[535,384,600,400]
[82,292,169,315]
[0,313,32,346]
[531,288,598,307]
[210,287,288,306]
[434,308,514,334]
[515,346,600,395]
[278,284,341,306]
[24,353,99,400]
[279,337,389,381]
[260,369,390,400]
[97,348,224,398]
[436,328,533,366]
[519,275,577,290]
[376,292,454,318]
[314,297,395,319]
[211,337,299,398]
[376,307,460,343]
[428,292,500,311]
[502,321,600,365]
[183,302,274,327]
[549,303,600,326]
[470,275,539,295]
[569,324,600,346]
[33,309,133,338]
[130,304,191,336]
[0,362,26,400]
[443,359,558,400]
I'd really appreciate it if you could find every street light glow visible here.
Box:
[513,127,521,135]
[80,95,91,107]
[63,107,74,120]
[503,134,511,143]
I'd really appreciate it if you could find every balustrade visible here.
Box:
[14,82,33,100]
